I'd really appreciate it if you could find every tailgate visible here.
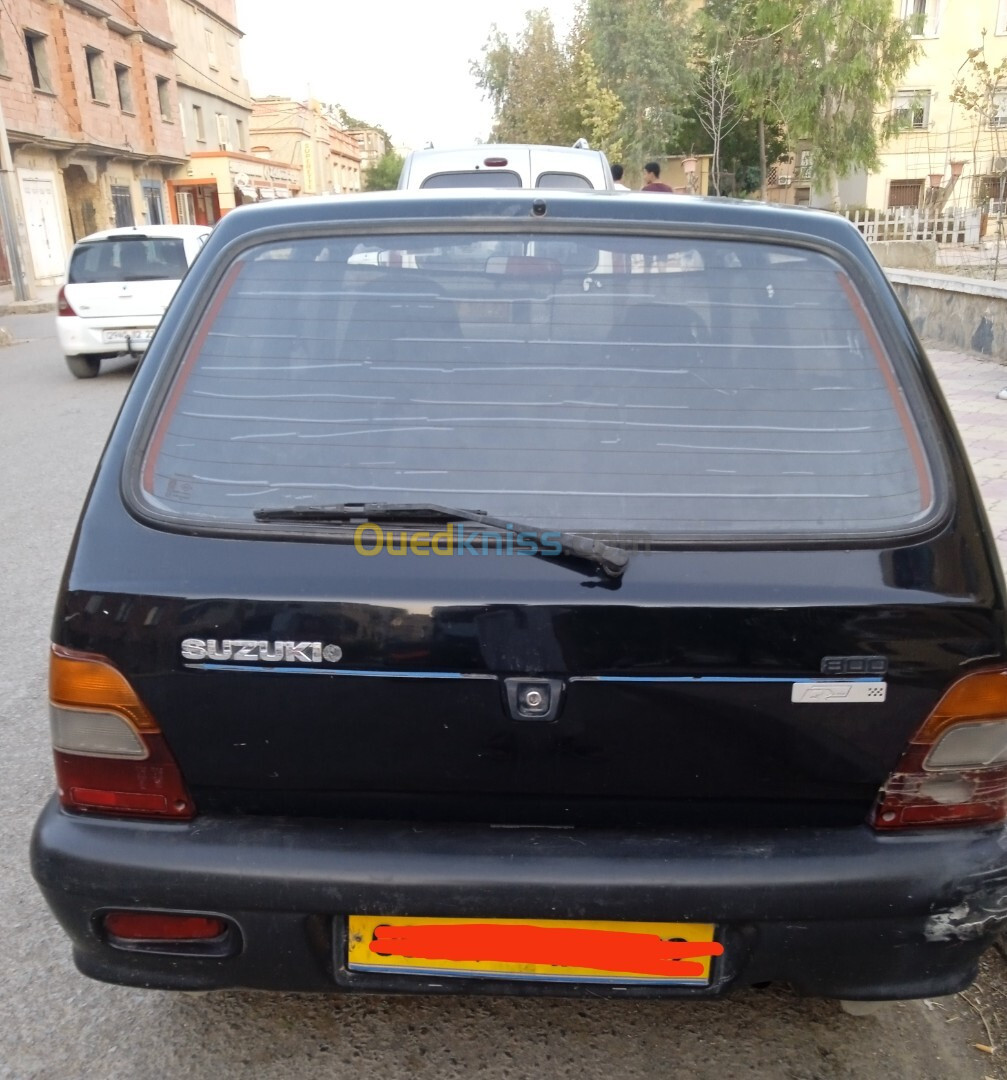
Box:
[75,577,1003,828]
[65,279,179,320]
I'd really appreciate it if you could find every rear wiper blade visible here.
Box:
[253,501,630,579]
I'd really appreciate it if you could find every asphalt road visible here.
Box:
[0,317,1003,1080]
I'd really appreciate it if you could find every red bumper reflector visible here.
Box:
[69,787,168,813]
[103,911,227,941]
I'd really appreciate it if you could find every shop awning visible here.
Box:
[236,185,258,200]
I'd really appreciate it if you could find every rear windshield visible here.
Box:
[138,232,935,539]
[69,237,189,283]
[535,172,594,190]
[420,171,522,188]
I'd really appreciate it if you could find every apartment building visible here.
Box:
[347,127,389,172]
[164,0,297,221]
[250,97,362,195]
[853,0,1007,213]
[0,0,185,285]
[764,1,1007,213]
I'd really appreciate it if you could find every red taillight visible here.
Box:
[57,286,76,317]
[103,911,227,941]
[873,669,1007,829]
[483,157,508,167]
[49,644,194,819]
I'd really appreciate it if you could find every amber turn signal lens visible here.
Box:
[50,644,159,732]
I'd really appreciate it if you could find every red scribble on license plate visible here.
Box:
[369,923,724,977]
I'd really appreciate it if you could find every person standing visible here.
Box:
[641,161,675,193]
[610,163,630,191]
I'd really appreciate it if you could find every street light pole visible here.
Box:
[0,94,31,301]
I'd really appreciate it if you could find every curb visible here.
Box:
[0,301,56,315]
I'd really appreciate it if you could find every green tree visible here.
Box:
[471,10,582,144]
[675,96,787,195]
[584,0,697,168]
[569,22,625,161]
[703,0,918,205]
[332,106,393,154]
[363,151,404,192]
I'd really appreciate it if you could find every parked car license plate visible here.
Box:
[101,329,154,343]
[347,915,722,983]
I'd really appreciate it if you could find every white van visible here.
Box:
[398,143,615,191]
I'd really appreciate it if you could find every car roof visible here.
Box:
[402,144,606,163]
[73,224,212,245]
[399,144,613,190]
[202,189,869,261]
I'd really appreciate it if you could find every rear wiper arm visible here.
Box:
[253,501,630,579]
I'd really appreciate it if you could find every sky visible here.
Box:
[235,0,581,151]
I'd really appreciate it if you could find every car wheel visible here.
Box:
[65,355,101,379]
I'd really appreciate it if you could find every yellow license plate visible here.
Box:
[347,915,721,984]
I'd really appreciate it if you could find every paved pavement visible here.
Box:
[0,282,58,315]
[1,321,1006,1080]
[928,348,1007,569]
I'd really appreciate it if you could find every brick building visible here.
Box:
[0,0,186,286]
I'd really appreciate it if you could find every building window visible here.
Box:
[888,179,924,208]
[999,0,1007,35]
[205,27,217,69]
[156,76,172,121]
[141,180,164,224]
[84,47,105,101]
[192,104,205,141]
[893,90,931,129]
[215,112,230,150]
[111,184,135,227]
[226,39,237,80]
[902,0,940,37]
[235,118,247,151]
[992,89,1007,128]
[115,64,133,112]
[24,30,53,92]
[175,190,196,224]
[976,174,1007,214]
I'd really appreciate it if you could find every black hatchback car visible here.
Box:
[32,190,1007,1003]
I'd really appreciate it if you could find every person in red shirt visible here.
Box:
[641,161,675,193]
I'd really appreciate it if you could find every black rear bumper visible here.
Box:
[30,798,1007,998]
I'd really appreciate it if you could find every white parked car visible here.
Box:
[56,224,211,378]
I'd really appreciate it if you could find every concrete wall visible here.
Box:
[870,240,938,269]
[886,269,1007,358]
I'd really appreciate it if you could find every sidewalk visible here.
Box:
[0,282,58,315]
[929,347,1007,568]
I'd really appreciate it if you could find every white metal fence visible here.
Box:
[842,207,983,244]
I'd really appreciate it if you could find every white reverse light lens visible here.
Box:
[50,706,148,758]
[925,720,1007,770]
